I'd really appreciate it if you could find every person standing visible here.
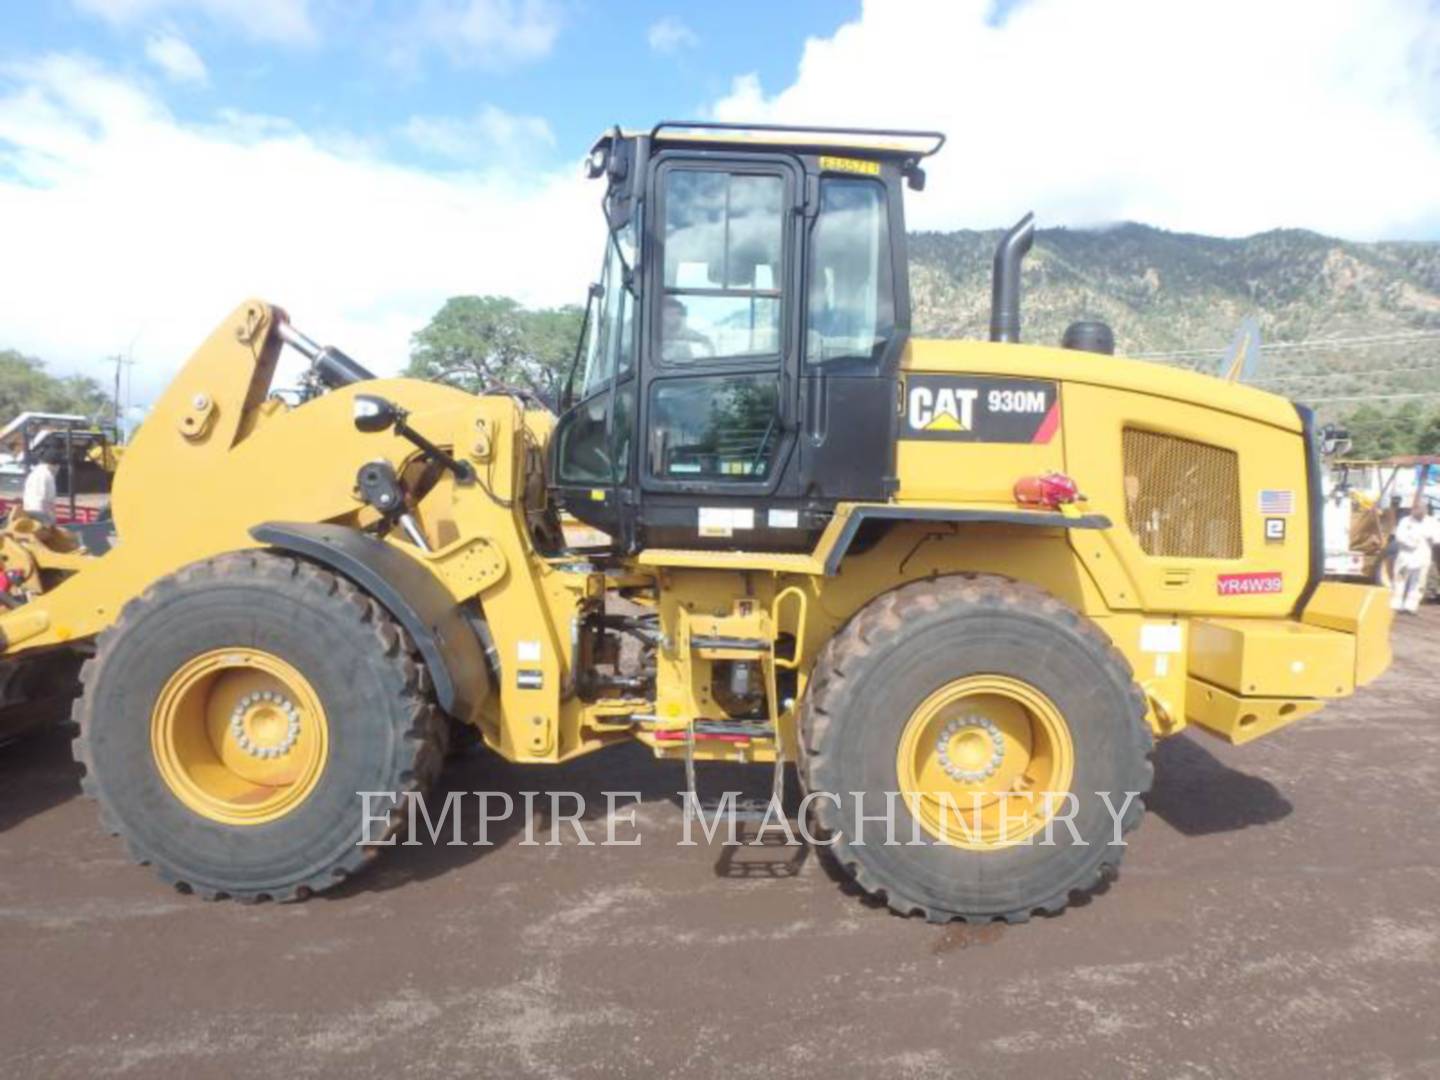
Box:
[1391,499,1440,614]
[21,445,59,526]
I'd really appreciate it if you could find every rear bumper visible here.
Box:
[1184,581,1392,744]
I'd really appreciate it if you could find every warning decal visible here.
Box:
[902,376,1060,443]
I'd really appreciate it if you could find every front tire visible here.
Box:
[798,575,1153,923]
[72,551,446,901]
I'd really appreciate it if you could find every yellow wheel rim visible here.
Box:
[896,674,1074,850]
[151,648,329,826]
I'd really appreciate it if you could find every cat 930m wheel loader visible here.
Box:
[0,123,1392,922]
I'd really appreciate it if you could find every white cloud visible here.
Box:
[647,16,698,54]
[403,0,563,69]
[144,32,208,84]
[711,0,1440,240]
[0,56,598,403]
[403,104,555,166]
[74,0,316,44]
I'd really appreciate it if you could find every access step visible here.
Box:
[672,721,786,826]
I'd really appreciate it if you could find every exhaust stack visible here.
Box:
[989,212,1036,344]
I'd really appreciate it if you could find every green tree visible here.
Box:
[1390,401,1424,452]
[1344,404,1391,458]
[0,348,111,422]
[407,296,584,408]
[1344,401,1436,458]
[1416,411,1440,456]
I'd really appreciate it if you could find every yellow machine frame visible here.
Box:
[0,300,1391,773]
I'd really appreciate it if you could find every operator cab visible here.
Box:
[549,121,944,552]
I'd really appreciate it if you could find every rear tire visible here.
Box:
[72,551,446,901]
[798,575,1153,923]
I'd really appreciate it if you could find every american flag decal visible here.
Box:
[1258,489,1294,515]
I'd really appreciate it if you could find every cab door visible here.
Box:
[798,169,905,500]
[636,154,802,545]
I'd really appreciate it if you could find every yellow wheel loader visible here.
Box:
[0,123,1392,922]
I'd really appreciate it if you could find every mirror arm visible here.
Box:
[355,395,472,482]
[393,418,475,484]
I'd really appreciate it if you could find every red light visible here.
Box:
[1014,472,1080,509]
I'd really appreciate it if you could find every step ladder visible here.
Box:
[675,588,807,827]
[679,627,788,826]
[682,718,786,826]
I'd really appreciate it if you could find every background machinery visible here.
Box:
[0,123,1391,923]
[0,412,118,527]
[1325,455,1440,590]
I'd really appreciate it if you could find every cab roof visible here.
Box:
[594,121,946,161]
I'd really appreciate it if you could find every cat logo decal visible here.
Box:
[902,377,1059,443]
[908,386,978,432]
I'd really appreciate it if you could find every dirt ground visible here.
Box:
[2,609,1438,1079]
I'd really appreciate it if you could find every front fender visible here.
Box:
[251,522,490,722]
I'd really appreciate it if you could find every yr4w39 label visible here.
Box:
[1217,572,1284,596]
[902,376,1060,443]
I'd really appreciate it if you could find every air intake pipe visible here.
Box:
[989,211,1036,344]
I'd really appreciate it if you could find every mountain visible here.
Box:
[908,223,1440,420]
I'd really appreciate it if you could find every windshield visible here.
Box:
[575,220,638,400]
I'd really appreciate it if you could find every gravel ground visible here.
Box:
[1,607,1437,1079]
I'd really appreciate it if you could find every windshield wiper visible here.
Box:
[561,281,602,411]
[609,228,637,297]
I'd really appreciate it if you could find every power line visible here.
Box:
[1250,363,1440,385]
[1137,329,1440,358]
[1297,391,1440,404]
[1265,331,1440,352]
[1133,329,1440,360]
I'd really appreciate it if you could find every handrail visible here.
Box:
[772,585,808,670]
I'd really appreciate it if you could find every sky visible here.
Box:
[1,0,1438,411]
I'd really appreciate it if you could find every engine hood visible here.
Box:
[904,338,1302,433]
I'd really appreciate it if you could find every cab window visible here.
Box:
[649,374,781,480]
[556,223,637,485]
[555,375,635,485]
[576,223,637,398]
[661,171,783,363]
[807,178,894,365]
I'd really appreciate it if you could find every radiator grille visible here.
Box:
[1122,429,1243,558]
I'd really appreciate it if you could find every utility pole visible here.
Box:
[109,352,135,440]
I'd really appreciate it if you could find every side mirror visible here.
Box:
[353,394,400,434]
[1318,423,1352,459]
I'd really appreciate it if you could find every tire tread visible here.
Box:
[797,573,1154,924]
[71,550,445,902]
